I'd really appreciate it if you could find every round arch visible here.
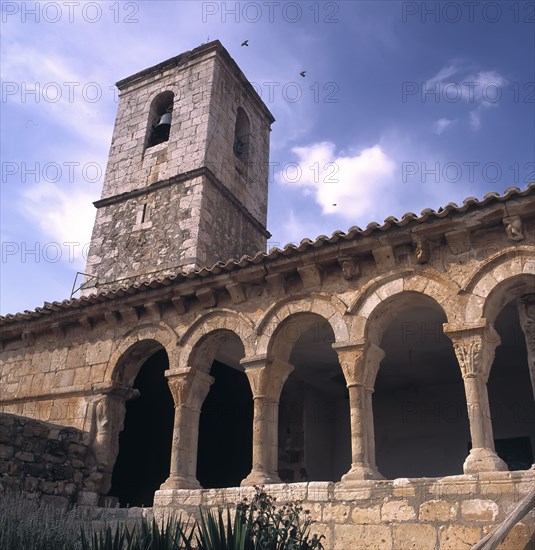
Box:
[104,322,179,386]
[351,273,461,345]
[256,295,350,361]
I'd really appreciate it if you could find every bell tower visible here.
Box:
[83,41,274,293]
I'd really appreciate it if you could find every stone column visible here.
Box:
[333,342,385,481]
[517,294,535,399]
[444,321,508,474]
[160,368,214,490]
[240,356,294,486]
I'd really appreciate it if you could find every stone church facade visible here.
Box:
[1,41,534,548]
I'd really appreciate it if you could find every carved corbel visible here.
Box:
[503,215,524,241]
[412,236,430,264]
[338,257,360,280]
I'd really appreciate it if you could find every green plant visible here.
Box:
[196,507,251,550]
[234,486,324,550]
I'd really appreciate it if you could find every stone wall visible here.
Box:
[0,412,97,506]
[154,472,535,550]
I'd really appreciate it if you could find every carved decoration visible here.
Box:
[338,257,359,280]
[413,236,429,264]
[452,339,482,379]
[503,215,524,241]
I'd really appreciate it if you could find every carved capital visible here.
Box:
[332,342,385,389]
[503,215,524,242]
[444,321,500,382]
[241,356,294,400]
[166,368,214,410]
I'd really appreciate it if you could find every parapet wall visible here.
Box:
[0,412,97,506]
[154,472,535,550]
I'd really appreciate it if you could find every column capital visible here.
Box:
[443,320,500,381]
[165,368,214,410]
[332,342,385,388]
[240,356,294,400]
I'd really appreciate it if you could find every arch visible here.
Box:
[234,107,251,163]
[256,295,350,361]
[105,322,179,386]
[351,273,461,345]
[463,248,535,322]
[145,90,175,149]
[178,310,256,370]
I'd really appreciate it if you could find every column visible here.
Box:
[160,368,214,490]
[444,321,508,474]
[240,356,294,486]
[517,294,535,399]
[333,342,385,481]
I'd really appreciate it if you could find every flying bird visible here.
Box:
[300,71,306,77]
[241,40,249,47]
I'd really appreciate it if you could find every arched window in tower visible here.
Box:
[146,91,174,149]
[234,107,250,164]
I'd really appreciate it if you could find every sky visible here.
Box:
[1,0,534,315]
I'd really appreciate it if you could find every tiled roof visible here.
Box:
[1,183,533,324]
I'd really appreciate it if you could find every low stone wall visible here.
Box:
[0,412,96,505]
[154,471,535,550]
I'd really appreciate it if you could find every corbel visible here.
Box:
[503,215,524,242]
[412,236,430,264]
[445,229,471,254]
[226,282,246,305]
[372,245,396,270]
[297,263,323,288]
[265,273,286,295]
[119,307,139,324]
[144,301,161,320]
[196,288,217,309]
[171,295,187,315]
[338,257,360,280]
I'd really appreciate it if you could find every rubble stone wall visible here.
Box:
[0,412,96,506]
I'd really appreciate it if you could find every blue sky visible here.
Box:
[1,0,534,315]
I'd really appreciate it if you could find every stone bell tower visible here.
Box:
[83,41,274,293]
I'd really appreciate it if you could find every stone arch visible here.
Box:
[105,322,179,386]
[463,247,535,322]
[351,272,461,345]
[256,294,350,361]
[178,310,256,370]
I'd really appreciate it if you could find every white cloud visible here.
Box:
[277,142,396,220]
[19,181,97,269]
[426,65,506,131]
[433,117,456,135]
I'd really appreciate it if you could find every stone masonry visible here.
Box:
[0,41,534,548]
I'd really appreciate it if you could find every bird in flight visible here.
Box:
[300,71,306,77]
[241,40,249,47]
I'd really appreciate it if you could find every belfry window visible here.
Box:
[146,91,174,149]
[234,107,250,163]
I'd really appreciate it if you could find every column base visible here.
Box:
[160,475,202,490]
[463,448,509,474]
[340,462,383,482]
[241,469,282,486]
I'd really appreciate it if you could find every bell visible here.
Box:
[153,111,172,137]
